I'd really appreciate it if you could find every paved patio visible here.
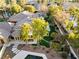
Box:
[2,44,63,59]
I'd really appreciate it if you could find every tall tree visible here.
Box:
[11,0,16,5]
[11,4,22,14]
[37,0,48,4]
[24,5,36,13]
[0,0,6,8]
[0,0,6,19]
[32,18,48,42]
[20,23,32,41]
[19,0,27,7]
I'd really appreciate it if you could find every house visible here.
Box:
[8,11,50,44]
[0,22,12,43]
[0,22,11,32]
[10,11,33,40]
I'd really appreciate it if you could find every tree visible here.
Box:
[0,0,6,19]
[68,32,76,40]
[32,18,48,42]
[0,0,6,8]
[48,5,63,15]
[55,0,64,3]
[68,6,79,19]
[20,23,32,41]
[11,0,16,5]
[48,5,70,24]
[39,4,48,12]
[11,4,22,14]
[19,0,27,7]
[24,5,36,13]
[37,0,48,5]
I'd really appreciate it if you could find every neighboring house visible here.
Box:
[0,22,12,44]
[0,29,10,43]
[0,22,11,32]
[9,11,33,40]
[8,11,37,44]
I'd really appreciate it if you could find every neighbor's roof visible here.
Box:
[13,17,32,30]
[0,22,11,32]
[8,11,34,22]
[0,29,10,43]
[62,2,79,10]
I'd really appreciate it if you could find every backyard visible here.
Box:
[0,0,79,59]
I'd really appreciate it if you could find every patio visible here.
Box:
[2,44,63,59]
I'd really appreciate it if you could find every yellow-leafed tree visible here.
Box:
[11,0,17,5]
[24,5,36,13]
[0,0,6,8]
[21,23,32,41]
[19,0,27,7]
[11,4,22,14]
[37,0,48,5]
[32,18,48,41]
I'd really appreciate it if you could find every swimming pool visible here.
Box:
[25,55,43,59]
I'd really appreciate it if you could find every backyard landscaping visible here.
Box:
[0,0,79,59]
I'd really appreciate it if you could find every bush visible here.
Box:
[39,39,50,47]
[52,42,61,50]
[43,36,53,41]
[61,52,68,59]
